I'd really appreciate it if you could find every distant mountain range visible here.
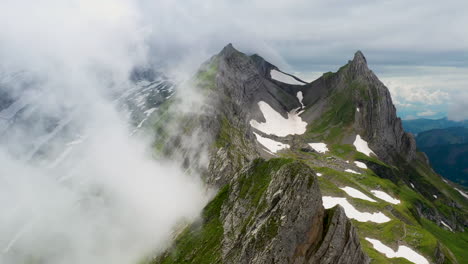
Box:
[403,118,468,134]
[415,127,468,186]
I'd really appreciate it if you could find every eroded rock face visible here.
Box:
[222,159,369,264]
[153,159,369,264]
[219,160,369,264]
[347,51,417,164]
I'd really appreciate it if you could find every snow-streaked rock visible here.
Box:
[345,169,361,175]
[441,221,453,232]
[250,101,307,137]
[354,161,367,169]
[340,187,376,202]
[297,91,304,107]
[455,188,468,199]
[270,69,305,85]
[365,238,429,264]
[353,135,375,157]
[308,143,328,153]
[371,190,400,205]
[322,196,390,223]
[253,132,290,153]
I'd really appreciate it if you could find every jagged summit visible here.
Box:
[352,50,367,65]
[219,43,240,57]
[348,50,371,78]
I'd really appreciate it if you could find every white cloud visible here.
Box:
[0,1,209,264]
[417,110,437,117]
[378,66,468,119]
[448,90,468,121]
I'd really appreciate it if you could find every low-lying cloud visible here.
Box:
[0,1,208,264]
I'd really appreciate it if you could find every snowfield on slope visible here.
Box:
[371,190,401,204]
[308,143,328,153]
[353,135,375,157]
[253,132,290,153]
[365,238,429,264]
[441,221,453,232]
[354,161,367,169]
[345,169,361,174]
[455,188,468,199]
[322,196,390,223]
[270,69,305,85]
[250,101,307,137]
[296,91,304,107]
[340,187,376,202]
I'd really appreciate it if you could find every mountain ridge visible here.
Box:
[149,44,467,264]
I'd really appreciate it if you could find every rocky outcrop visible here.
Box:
[154,159,369,264]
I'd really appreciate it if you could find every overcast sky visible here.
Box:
[1,0,467,120]
[137,0,468,120]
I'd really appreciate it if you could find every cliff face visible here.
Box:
[347,51,417,164]
[155,159,369,264]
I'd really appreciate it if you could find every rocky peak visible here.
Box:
[352,50,367,65]
[219,43,242,58]
[347,50,372,80]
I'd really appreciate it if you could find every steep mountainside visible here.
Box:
[148,44,467,264]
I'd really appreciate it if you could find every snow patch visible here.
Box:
[441,221,453,232]
[410,183,415,189]
[365,238,429,264]
[308,143,328,153]
[340,187,376,202]
[433,195,437,199]
[322,196,390,223]
[250,101,307,137]
[353,135,376,157]
[345,169,361,175]
[356,107,360,112]
[297,91,304,107]
[455,188,468,199]
[144,107,157,116]
[270,69,305,85]
[253,132,290,153]
[371,190,400,205]
[354,161,367,169]
[316,173,322,177]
